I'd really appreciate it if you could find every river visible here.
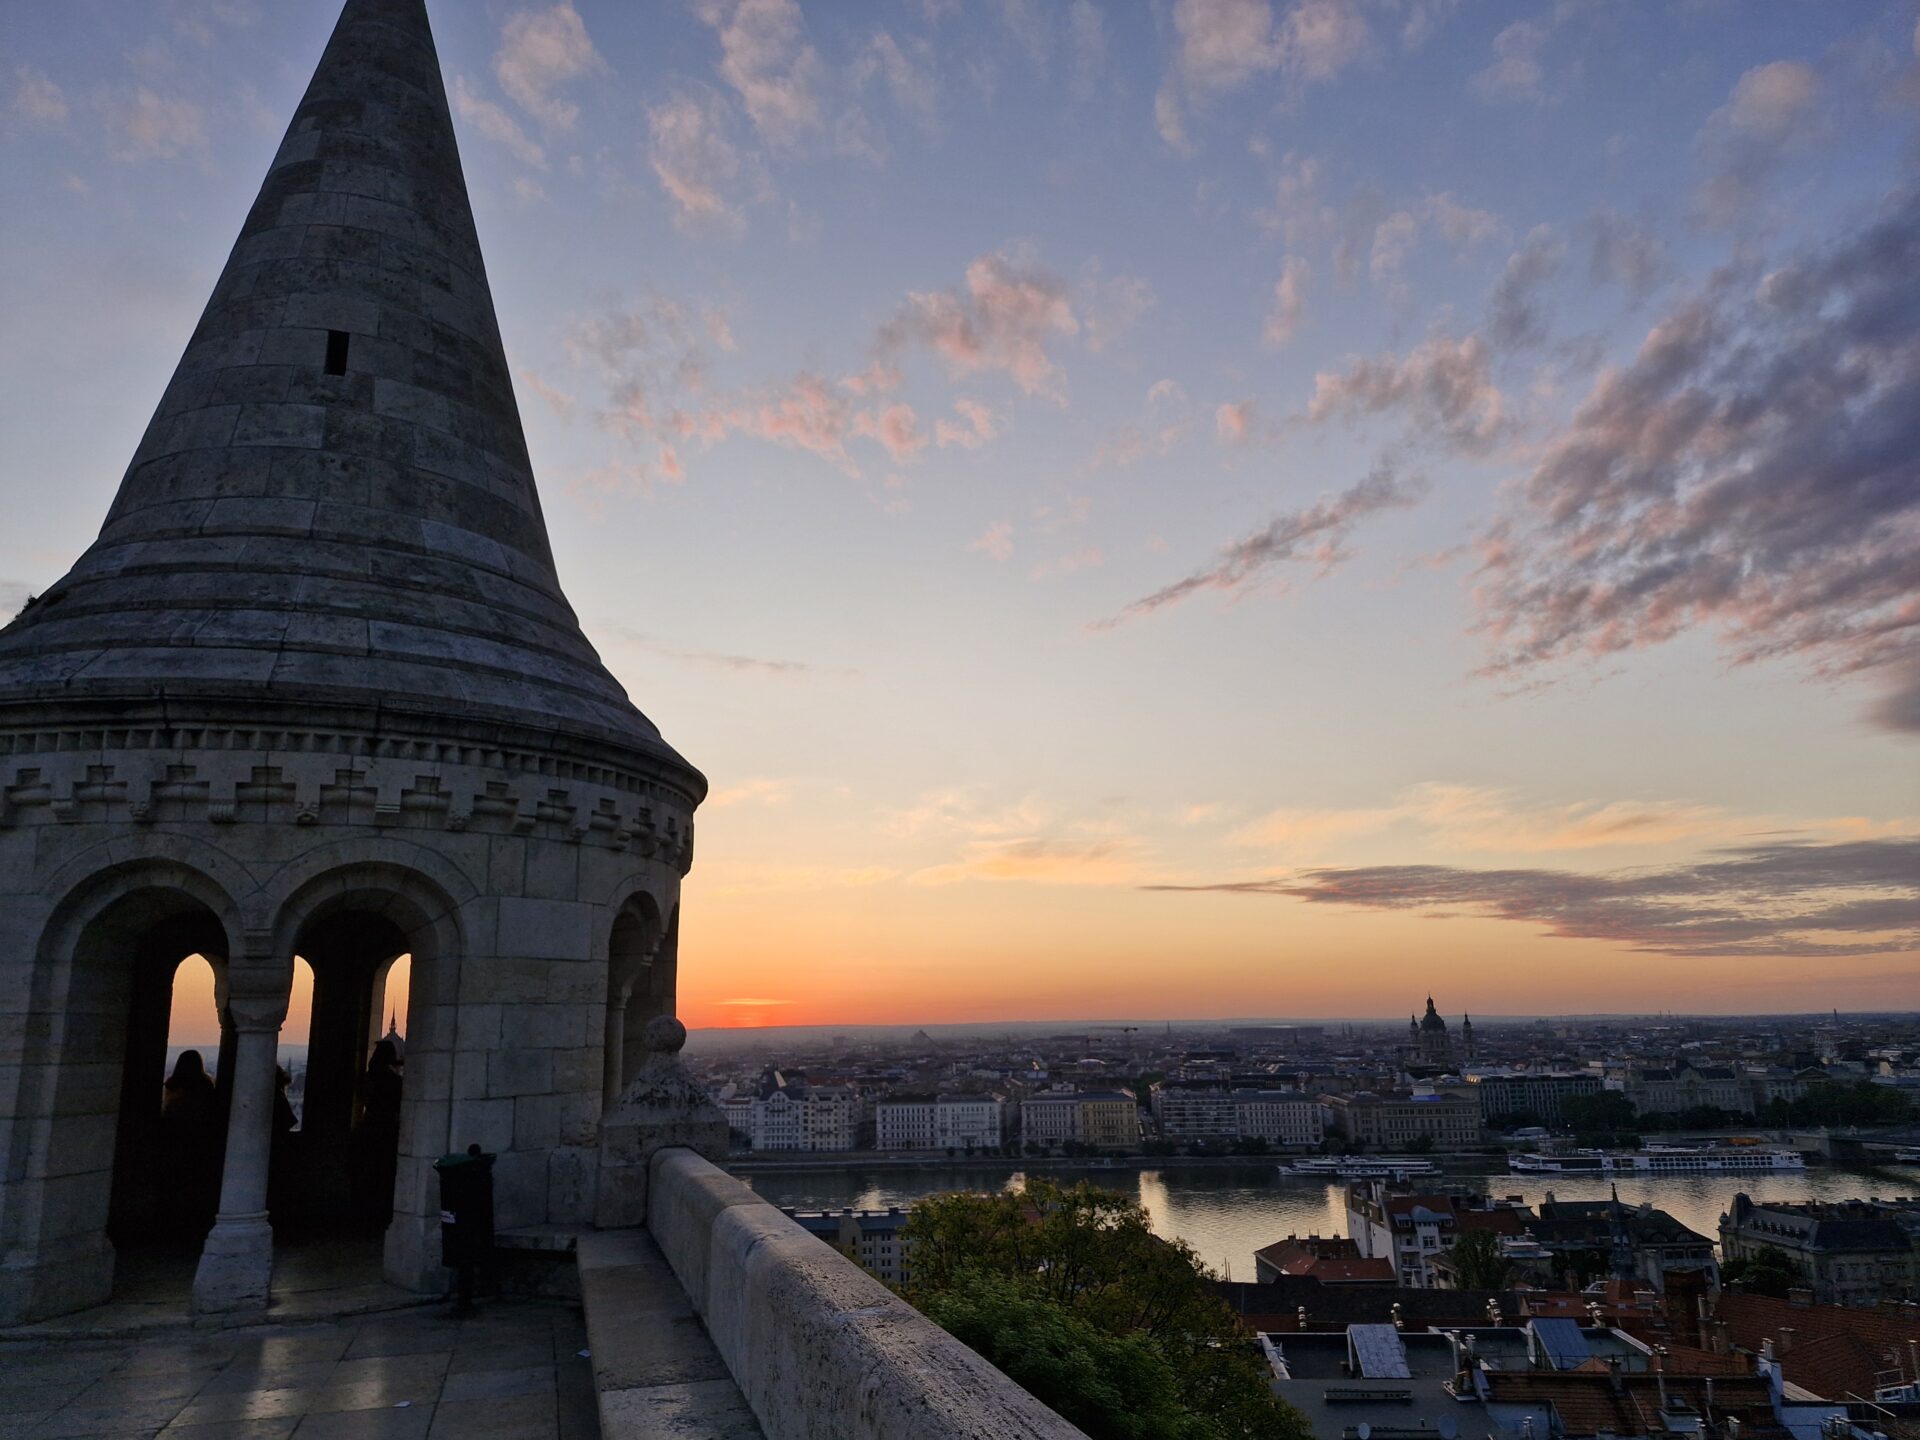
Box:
[737,1161,1920,1281]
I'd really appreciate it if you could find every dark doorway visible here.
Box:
[106,916,231,1254]
[279,910,409,1238]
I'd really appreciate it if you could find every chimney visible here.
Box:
[1655,1348,1669,1412]
[1712,1319,1730,1355]
[1787,1287,1813,1309]
[1777,1326,1793,1354]
[1606,1356,1626,1395]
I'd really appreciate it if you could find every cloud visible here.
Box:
[494,2,602,130]
[855,30,938,135]
[602,626,826,678]
[935,399,1000,449]
[165,0,256,44]
[1172,0,1369,93]
[1230,782,1768,858]
[1425,192,1503,248]
[1370,209,1419,290]
[1470,19,1549,104]
[697,0,823,147]
[451,75,546,168]
[851,402,927,463]
[1030,546,1105,581]
[12,65,68,124]
[1068,0,1109,101]
[1305,333,1509,454]
[1159,0,1371,148]
[914,835,1149,886]
[880,253,1080,401]
[968,521,1015,560]
[1215,399,1258,446]
[1080,270,1155,354]
[1150,836,1920,960]
[1485,224,1566,351]
[518,368,575,421]
[109,88,205,160]
[1474,183,1920,734]
[647,91,746,233]
[708,777,793,807]
[1096,462,1426,627]
[1695,59,1821,222]
[841,361,902,396]
[1586,207,1667,304]
[1090,381,1191,469]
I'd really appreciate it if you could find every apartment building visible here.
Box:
[875,1094,1003,1151]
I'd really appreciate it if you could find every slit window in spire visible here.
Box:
[325,330,350,376]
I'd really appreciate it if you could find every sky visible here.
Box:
[3,0,1918,1036]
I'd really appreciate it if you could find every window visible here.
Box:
[325,329,350,375]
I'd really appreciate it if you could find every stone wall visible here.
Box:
[639,1147,1088,1440]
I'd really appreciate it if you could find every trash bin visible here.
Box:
[434,1143,495,1307]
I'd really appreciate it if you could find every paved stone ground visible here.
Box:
[0,1298,599,1439]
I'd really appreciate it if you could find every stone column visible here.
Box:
[192,954,290,1316]
[596,1016,727,1229]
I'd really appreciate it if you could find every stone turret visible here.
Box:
[0,0,719,1325]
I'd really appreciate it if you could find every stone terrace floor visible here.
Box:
[0,1297,600,1439]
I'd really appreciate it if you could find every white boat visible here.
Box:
[1509,1147,1805,1175]
[1892,1149,1920,1164]
[1282,1156,1439,1179]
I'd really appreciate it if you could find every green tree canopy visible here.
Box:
[1561,1091,1639,1133]
[1722,1246,1801,1298]
[1443,1227,1515,1291]
[901,1179,1309,1440]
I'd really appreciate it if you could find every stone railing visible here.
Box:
[636,1147,1087,1440]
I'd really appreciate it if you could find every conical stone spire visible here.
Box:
[0,0,696,790]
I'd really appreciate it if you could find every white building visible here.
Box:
[875,1094,1003,1151]
[1151,1084,1322,1145]
[744,1071,858,1151]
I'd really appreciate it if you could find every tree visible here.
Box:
[902,1180,1311,1440]
[919,1271,1202,1440]
[1443,1228,1514,1291]
[1722,1246,1800,1298]
[1561,1091,1639,1134]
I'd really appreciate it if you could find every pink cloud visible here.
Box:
[935,399,999,449]
[881,253,1080,401]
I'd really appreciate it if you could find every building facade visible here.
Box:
[875,1095,1003,1151]
[1324,1091,1484,1149]
[1151,1083,1322,1144]
[746,1072,857,1152]
[1466,1071,1604,1126]
[1019,1090,1139,1149]
[1721,1195,1918,1306]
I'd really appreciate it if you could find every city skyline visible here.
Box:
[4,0,1916,1032]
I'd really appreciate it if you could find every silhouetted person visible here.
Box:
[352,1040,403,1225]
[161,1050,220,1236]
[268,1064,298,1223]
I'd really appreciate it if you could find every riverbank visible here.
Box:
[724,1150,1507,1176]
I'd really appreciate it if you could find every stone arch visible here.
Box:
[603,890,665,1104]
[266,860,467,1290]
[3,857,243,1320]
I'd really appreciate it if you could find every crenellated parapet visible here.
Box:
[0,729,696,872]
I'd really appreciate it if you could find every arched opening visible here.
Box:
[605,895,665,1104]
[109,940,233,1256]
[279,911,410,1237]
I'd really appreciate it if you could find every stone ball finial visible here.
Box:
[642,1015,688,1055]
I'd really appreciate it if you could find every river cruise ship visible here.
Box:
[1281,1157,1440,1179]
[1510,1146,1805,1175]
